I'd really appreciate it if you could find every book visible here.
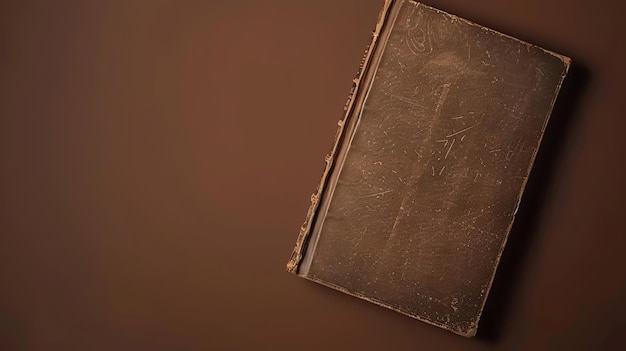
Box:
[287,0,570,337]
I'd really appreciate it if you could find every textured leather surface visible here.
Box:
[301,1,568,336]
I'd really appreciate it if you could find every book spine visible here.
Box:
[286,0,395,274]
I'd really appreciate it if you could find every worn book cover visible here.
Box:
[287,0,570,337]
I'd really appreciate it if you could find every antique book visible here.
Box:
[287,0,570,337]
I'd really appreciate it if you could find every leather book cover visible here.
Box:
[287,0,570,337]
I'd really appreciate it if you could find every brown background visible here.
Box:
[0,0,623,350]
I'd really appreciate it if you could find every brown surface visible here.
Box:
[0,0,623,349]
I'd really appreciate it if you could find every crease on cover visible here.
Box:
[286,0,395,274]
